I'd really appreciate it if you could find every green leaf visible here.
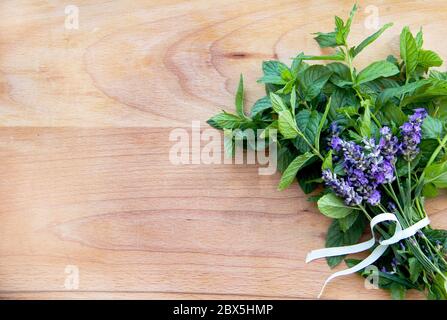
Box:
[408,257,423,283]
[422,115,443,139]
[315,97,331,150]
[322,150,333,170]
[291,53,309,76]
[339,212,359,232]
[415,28,424,49]
[207,112,245,130]
[250,96,272,118]
[359,103,371,137]
[390,283,406,300]
[425,160,447,188]
[277,145,296,173]
[294,110,322,153]
[430,70,447,80]
[299,65,333,101]
[257,75,287,85]
[352,23,393,57]
[325,214,366,268]
[335,3,357,46]
[418,49,443,68]
[278,110,299,139]
[400,26,419,79]
[297,161,322,194]
[376,79,431,108]
[235,74,245,118]
[258,61,290,85]
[301,51,345,61]
[317,193,355,219]
[383,104,406,126]
[355,61,399,85]
[269,93,287,113]
[326,62,351,87]
[401,79,447,105]
[262,60,290,77]
[423,182,439,198]
[290,86,297,114]
[278,152,316,190]
[314,32,338,48]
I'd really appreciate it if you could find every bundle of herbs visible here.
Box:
[207,4,447,299]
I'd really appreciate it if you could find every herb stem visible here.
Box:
[417,132,447,189]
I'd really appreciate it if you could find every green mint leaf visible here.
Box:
[298,65,333,101]
[383,104,406,126]
[325,214,366,268]
[400,26,419,79]
[278,110,299,139]
[390,283,406,300]
[258,60,291,85]
[322,150,333,170]
[401,79,447,105]
[359,103,371,137]
[327,62,352,87]
[422,182,438,198]
[315,97,331,150]
[355,60,399,85]
[301,51,345,61]
[291,53,309,76]
[415,27,424,49]
[294,109,322,153]
[429,70,447,80]
[235,74,246,118]
[317,193,355,219]
[352,23,393,57]
[257,75,287,85]
[422,115,444,139]
[250,96,272,118]
[425,160,447,188]
[376,79,431,108]
[418,49,443,68]
[278,152,315,190]
[207,112,245,130]
[314,32,338,48]
[338,212,359,232]
[269,92,288,113]
[334,4,357,46]
[290,86,297,115]
[277,145,296,173]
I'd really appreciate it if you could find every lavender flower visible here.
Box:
[323,127,400,207]
[379,126,400,161]
[400,108,427,161]
[387,202,397,212]
[322,169,363,206]
[391,257,398,268]
[399,242,405,251]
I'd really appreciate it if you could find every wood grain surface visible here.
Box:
[1,0,447,300]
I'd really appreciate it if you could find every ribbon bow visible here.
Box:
[306,213,430,298]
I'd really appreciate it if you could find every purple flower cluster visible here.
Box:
[323,127,399,206]
[322,109,428,207]
[400,108,427,161]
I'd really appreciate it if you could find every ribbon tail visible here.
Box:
[318,244,389,299]
[306,238,375,263]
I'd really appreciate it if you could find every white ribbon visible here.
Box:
[306,213,430,298]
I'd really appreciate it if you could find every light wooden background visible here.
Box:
[1,0,447,300]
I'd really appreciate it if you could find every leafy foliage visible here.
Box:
[207,4,447,300]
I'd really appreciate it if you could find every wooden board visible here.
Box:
[0,0,446,299]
